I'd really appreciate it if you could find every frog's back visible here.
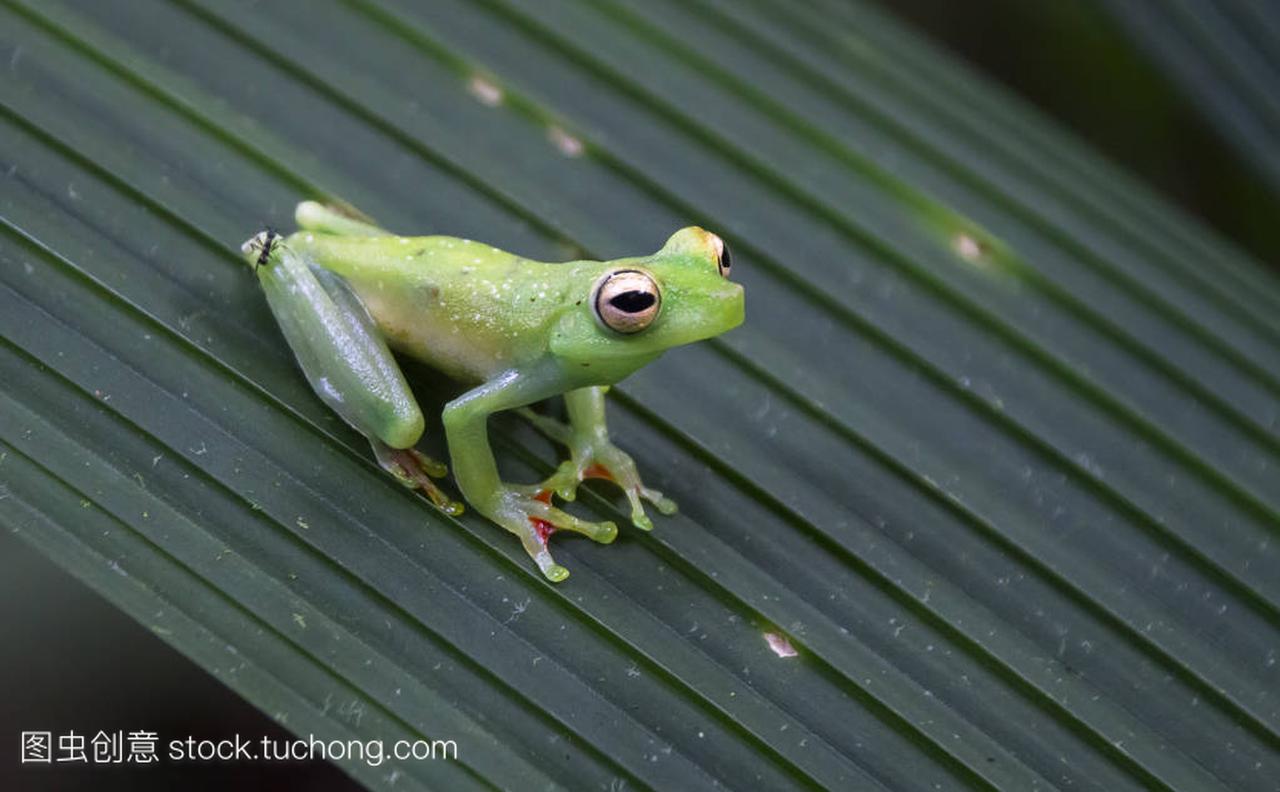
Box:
[290,233,520,276]
[286,233,594,382]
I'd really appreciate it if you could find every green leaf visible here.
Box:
[2,0,1278,789]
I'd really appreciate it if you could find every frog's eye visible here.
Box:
[593,269,661,334]
[710,233,732,278]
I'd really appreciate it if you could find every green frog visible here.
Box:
[242,201,744,581]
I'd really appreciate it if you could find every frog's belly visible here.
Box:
[384,326,507,383]
[357,289,515,383]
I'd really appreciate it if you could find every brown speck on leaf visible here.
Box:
[468,75,503,107]
[953,233,985,262]
[548,126,585,157]
[763,632,798,658]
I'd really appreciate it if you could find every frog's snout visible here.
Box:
[671,281,744,347]
[700,281,744,335]
[720,282,746,330]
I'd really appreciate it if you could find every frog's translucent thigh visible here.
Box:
[256,244,426,450]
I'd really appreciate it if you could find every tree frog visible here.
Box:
[242,201,744,582]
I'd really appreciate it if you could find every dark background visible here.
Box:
[881,0,1280,268]
[4,2,1276,790]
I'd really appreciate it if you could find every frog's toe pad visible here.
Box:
[527,541,570,582]
[594,521,619,544]
[649,492,678,516]
[406,448,449,479]
[542,562,570,583]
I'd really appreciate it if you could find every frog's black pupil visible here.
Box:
[720,242,732,271]
[609,290,656,313]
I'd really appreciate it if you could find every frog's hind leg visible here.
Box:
[243,231,462,515]
[295,199,392,237]
[372,443,462,517]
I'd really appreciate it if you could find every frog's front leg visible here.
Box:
[444,366,619,582]
[243,231,461,515]
[524,387,677,531]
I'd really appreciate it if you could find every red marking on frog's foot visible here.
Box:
[531,517,557,544]
[583,464,613,481]
[530,490,557,543]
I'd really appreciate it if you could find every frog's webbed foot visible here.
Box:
[520,415,677,531]
[373,443,465,517]
[484,489,619,582]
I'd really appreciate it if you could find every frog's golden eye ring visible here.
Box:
[710,233,732,278]
[593,269,661,334]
